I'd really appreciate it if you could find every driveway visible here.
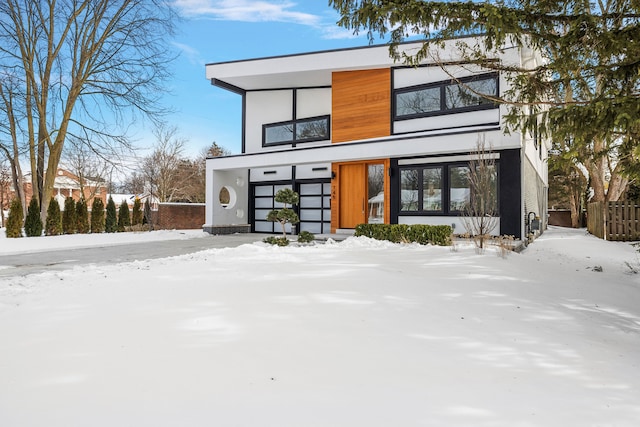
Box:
[0,233,270,277]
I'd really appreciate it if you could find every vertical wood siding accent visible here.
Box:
[332,69,391,143]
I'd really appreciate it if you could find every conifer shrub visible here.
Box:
[265,188,299,244]
[297,230,315,244]
[91,197,105,233]
[354,223,452,246]
[117,200,131,231]
[62,197,77,234]
[105,197,118,233]
[132,197,143,226]
[45,197,62,236]
[24,197,43,237]
[263,236,290,246]
[76,198,90,234]
[5,198,23,238]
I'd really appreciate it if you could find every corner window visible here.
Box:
[399,162,498,215]
[263,115,330,146]
[394,73,498,120]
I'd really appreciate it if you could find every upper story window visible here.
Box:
[394,73,498,120]
[263,115,330,146]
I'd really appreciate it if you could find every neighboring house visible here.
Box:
[203,38,549,239]
[2,168,108,212]
[49,169,107,210]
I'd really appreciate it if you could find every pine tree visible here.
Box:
[90,197,105,233]
[45,197,62,236]
[24,197,43,237]
[76,198,90,234]
[266,188,300,240]
[132,197,143,226]
[62,197,77,234]
[105,196,118,233]
[117,200,131,231]
[5,198,23,238]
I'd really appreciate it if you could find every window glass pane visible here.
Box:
[300,196,322,208]
[367,164,385,223]
[422,167,442,211]
[445,78,496,110]
[274,185,292,193]
[254,186,273,196]
[296,118,328,140]
[265,123,293,144]
[300,222,322,234]
[396,86,440,116]
[254,221,273,232]
[400,169,419,211]
[254,198,273,208]
[300,209,322,221]
[299,183,322,195]
[450,166,470,211]
[254,209,272,220]
[471,164,498,213]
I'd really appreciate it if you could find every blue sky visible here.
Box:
[157,1,374,157]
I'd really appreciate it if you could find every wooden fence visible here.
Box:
[587,201,640,241]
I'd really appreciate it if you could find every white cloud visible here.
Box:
[172,41,205,66]
[320,25,362,41]
[173,0,320,26]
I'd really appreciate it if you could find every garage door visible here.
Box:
[298,182,331,234]
[252,180,331,234]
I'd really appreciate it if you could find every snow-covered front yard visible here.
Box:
[0,227,639,426]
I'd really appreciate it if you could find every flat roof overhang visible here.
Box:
[205,38,485,91]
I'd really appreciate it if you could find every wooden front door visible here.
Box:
[339,163,367,229]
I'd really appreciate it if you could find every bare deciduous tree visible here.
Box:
[142,123,187,203]
[62,136,111,204]
[462,137,500,250]
[0,73,27,215]
[0,0,177,220]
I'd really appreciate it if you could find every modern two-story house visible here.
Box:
[203,38,548,240]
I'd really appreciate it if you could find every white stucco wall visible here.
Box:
[245,90,293,153]
[296,88,331,118]
[204,168,249,228]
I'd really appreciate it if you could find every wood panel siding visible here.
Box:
[339,163,367,229]
[332,69,391,143]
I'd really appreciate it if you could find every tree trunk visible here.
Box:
[569,190,580,228]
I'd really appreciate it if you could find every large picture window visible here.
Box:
[394,74,498,120]
[263,115,330,146]
[399,162,498,215]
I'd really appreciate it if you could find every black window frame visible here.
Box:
[393,73,499,121]
[398,161,499,216]
[262,115,330,147]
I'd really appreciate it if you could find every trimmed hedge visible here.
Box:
[354,223,452,246]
